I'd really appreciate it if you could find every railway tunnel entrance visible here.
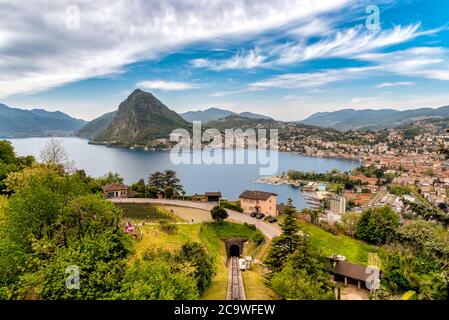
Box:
[229,244,240,257]
[225,238,245,257]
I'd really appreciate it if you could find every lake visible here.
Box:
[9,137,360,209]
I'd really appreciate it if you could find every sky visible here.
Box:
[1,0,449,121]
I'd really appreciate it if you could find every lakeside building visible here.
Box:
[190,192,222,203]
[102,183,129,199]
[330,195,346,215]
[239,190,278,217]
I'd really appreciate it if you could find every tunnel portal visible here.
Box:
[225,238,246,257]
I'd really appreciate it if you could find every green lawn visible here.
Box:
[298,221,378,265]
[133,223,202,259]
[242,264,277,300]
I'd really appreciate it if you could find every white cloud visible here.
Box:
[376,81,415,88]
[0,0,353,98]
[351,96,382,104]
[193,23,439,70]
[192,48,266,70]
[136,80,199,91]
[249,66,379,89]
[358,47,449,81]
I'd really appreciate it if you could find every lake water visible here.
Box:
[9,137,360,209]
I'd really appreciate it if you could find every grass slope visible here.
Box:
[298,221,378,265]
[199,222,261,300]
[116,203,182,222]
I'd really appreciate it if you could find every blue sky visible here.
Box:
[1,0,449,121]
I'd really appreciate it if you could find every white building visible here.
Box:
[330,195,346,215]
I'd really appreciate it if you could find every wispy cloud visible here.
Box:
[249,66,379,89]
[191,49,266,70]
[376,81,415,88]
[358,47,449,81]
[351,96,382,104]
[136,80,199,91]
[192,23,440,70]
[0,0,354,98]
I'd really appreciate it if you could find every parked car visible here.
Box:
[267,216,278,223]
[250,212,257,217]
[255,213,265,220]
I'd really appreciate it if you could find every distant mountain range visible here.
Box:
[0,103,87,138]
[181,107,272,123]
[3,92,449,141]
[301,106,449,131]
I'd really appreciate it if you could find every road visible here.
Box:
[111,198,281,239]
[367,186,388,206]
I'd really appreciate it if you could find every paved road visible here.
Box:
[367,186,388,206]
[111,198,281,239]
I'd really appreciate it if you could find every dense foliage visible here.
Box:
[0,145,213,300]
[265,199,335,299]
[379,220,449,300]
[0,140,34,194]
[356,206,400,245]
[210,205,229,222]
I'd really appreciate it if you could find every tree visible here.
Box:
[0,140,16,164]
[0,140,34,194]
[163,170,182,193]
[149,171,165,193]
[164,186,174,199]
[211,205,228,222]
[269,230,335,300]
[356,206,400,245]
[116,258,199,300]
[148,170,183,197]
[302,208,319,225]
[271,267,335,300]
[131,179,147,197]
[175,242,214,293]
[0,164,132,299]
[265,199,303,272]
[39,138,68,164]
[341,212,360,237]
[98,172,124,185]
[280,198,299,235]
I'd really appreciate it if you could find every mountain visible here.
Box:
[301,106,449,130]
[93,89,189,146]
[181,107,272,123]
[181,108,234,123]
[0,103,87,137]
[238,112,272,120]
[205,114,280,131]
[76,111,116,139]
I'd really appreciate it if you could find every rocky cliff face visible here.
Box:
[93,89,189,146]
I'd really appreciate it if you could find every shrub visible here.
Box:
[220,201,243,213]
[252,232,265,245]
[211,206,228,222]
[159,220,178,234]
[244,223,256,230]
[356,206,400,245]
